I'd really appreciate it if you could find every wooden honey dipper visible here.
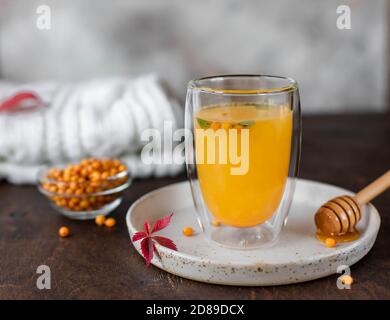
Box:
[315,170,390,236]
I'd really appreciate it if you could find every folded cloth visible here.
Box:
[0,74,184,184]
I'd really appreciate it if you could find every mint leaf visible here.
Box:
[238,120,255,127]
[196,117,211,129]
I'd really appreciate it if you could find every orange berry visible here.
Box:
[325,237,336,248]
[42,182,51,190]
[104,217,116,228]
[57,198,67,207]
[90,181,101,188]
[74,188,84,195]
[49,168,60,178]
[234,124,244,133]
[77,177,86,184]
[68,198,79,207]
[69,181,77,189]
[95,214,106,226]
[79,200,89,209]
[221,122,232,130]
[58,226,70,238]
[63,172,71,181]
[90,171,101,181]
[81,159,90,166]
[118,165,127,172]
[57,186,66,194]
[210,122,221,130]
[92,161,101,170]
[48,185,57,193]
[341,275,354,286]
[85,186,95,194]
[80,168,89,177]
[182,227,194,236]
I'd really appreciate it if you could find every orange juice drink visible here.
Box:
[195,104,292,227]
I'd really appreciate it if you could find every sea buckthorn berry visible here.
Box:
[90,181,101,188]
[70,197,79,204]
[95,214,106,226]
[182,227,194,236]
[56,198,67,207]
[48,185,57,193]
[49,168,60,178]
[80,168,89,177]
[90,171,101,181]
[57,186,66,194]
[235,124,244,132]
[79,200,89,209]
[221,122,232,130]
[85,186,94,194]
[104,217,116,228]
[59,226,70,238]
[63,171,71,181]
[75,188,84,195]
[77,177,86,184]
[92,161,102,170]
[118,165,127,172]
[210,122,221,130]
[341,275,353,286]
[325,237,336,248]
[69,181,77,189]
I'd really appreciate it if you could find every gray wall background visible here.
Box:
[0,0,387,113]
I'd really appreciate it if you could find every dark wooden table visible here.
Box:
[0,113,389,299]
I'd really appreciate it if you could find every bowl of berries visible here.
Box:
[38,158,131,219]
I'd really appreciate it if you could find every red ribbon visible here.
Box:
[0,91,45,113]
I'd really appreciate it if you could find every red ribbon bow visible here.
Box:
[0,91,45,113]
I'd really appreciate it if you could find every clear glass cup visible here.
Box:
[185,75,301,249]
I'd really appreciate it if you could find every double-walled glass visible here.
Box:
[185,75,301,249]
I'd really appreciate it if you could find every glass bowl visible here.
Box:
[37,166,131,220]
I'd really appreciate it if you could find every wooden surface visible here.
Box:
[0,113,389,299]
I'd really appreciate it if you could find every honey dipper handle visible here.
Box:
[354,170,390,205]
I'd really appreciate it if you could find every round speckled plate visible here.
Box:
[126,179,380,286]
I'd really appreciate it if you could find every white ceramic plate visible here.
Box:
[126,179,380,286]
